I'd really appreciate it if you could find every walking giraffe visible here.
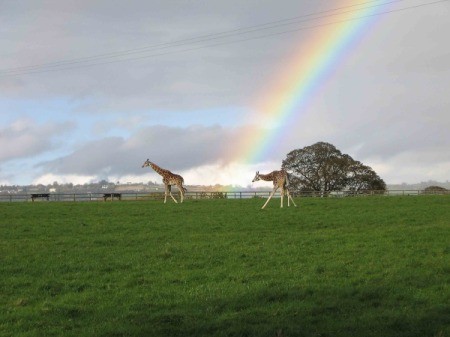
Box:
[252,169,297,209]
[142,159,186,203]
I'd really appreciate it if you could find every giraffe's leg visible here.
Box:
[177,184,184,203]
[280,189,284,208]
[262,188,277,209]
[168,185,178,203]
[287,189,297,207]
[164,184,168,203]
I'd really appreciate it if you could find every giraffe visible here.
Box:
[142,159,186,203]
[252,169,297,209]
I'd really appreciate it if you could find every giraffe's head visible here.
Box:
[142,159,151,168]
[252,171,260,182]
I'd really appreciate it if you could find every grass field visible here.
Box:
[1,196,449,337]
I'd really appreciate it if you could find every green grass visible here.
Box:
[1,196,449,337]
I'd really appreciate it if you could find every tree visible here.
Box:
[282,142,386,194]
[346,160,386,192]
[423,185,447,194]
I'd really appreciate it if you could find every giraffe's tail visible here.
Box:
[180,178,187,193]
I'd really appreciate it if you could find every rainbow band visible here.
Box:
[230,1,390,165]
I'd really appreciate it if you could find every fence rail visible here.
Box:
[0,189,448,203]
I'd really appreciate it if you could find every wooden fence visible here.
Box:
[0,189,448,202]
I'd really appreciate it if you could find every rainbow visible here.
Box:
[227,1,392,165]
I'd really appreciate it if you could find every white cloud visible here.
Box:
[181,161,279,187]
[32,173,97,186]
[0,118,74,162]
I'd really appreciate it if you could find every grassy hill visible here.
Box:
[1,196,449,337]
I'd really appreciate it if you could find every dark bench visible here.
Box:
[103,193,122,201]
[31,193,50,202]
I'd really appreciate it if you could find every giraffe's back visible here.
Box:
[164,173,184,185]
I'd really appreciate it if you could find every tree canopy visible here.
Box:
[282,142,386,194]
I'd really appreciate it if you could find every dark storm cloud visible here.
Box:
[37,124,250,176]
[0,0,300,111]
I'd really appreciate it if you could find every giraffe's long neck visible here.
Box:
[149,162,168,176]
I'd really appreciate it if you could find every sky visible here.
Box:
[1,0,449,188]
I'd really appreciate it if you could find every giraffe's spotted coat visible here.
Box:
[142,159,186,203]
